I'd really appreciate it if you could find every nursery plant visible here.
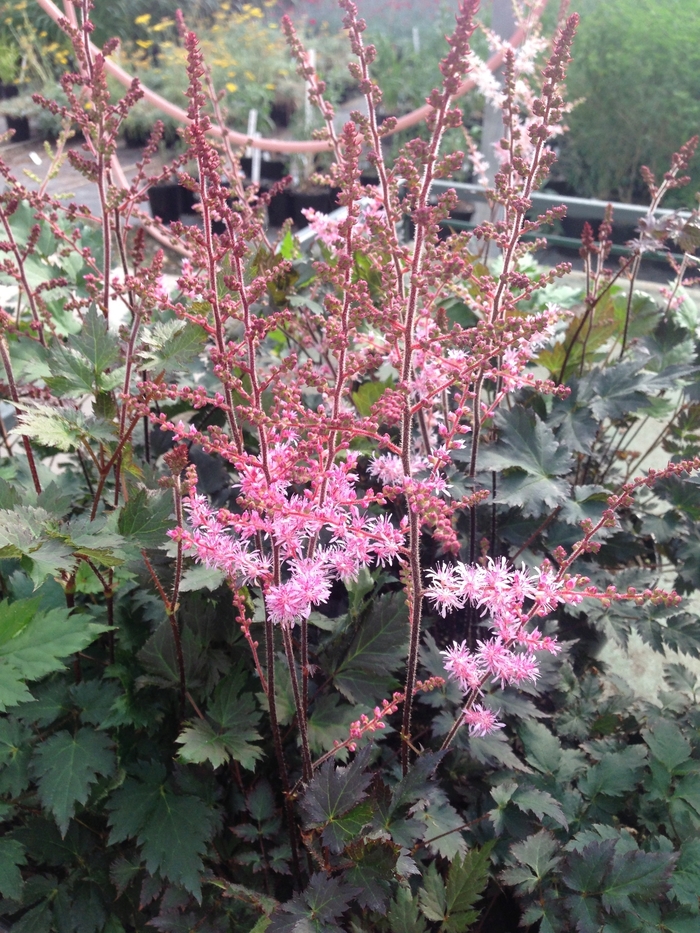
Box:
[2,1,700,932]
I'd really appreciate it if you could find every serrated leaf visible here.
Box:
[580,359,654,420]
[443,843,494,932]
[512,787,568,828]
[301,746,372,852]
[418,863,446,922]
[107,767,217,900]
[117,488,172,548]
[504,831,560,894]
[345,845,395,914]
[391,752,446,813]
[578,746,647,799]
[417,799,467,860]
[0,599,108,711]
[322,800,374,854]
[307,693,358,756]
[670,838,700,911]
[333,594,409,702]
[388,887,428,933]
[643,720,692,772]
[176,668,263,770]
[664,663,698,698]
[31,727,116,835]
[0,837,26,900]
[269,873,359,933]
[479,406,573,477]
[601,848,677,913]
[140,320,207,375]
[11,401,115,451]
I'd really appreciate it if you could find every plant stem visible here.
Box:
[282,624,312,783]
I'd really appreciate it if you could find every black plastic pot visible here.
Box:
[6,115,29,142]
[241,157,287,182]
[270,98,296,129]
[0,84,18,100]
[178,184,198,215]
[266,190,293,227]
[290,186,339,228]
[360,172,380,187]
[147,184,181,224]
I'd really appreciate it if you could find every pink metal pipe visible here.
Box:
[35,0,548,154]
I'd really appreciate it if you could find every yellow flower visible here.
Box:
[152,18,174,32]
[265,83,275,90]
[134,13,151,25]
[249,7,263,17]
[136,39,153,49]
[226,82,238,93]
[245,70,255,81]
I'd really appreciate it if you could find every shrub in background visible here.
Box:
[559,0,700,204]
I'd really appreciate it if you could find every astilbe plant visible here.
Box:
[1,0,700,931]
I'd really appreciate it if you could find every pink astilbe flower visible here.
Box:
[463,704,506,738]
[171,440,407,628]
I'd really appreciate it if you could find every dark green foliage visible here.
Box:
[562,0,700,204]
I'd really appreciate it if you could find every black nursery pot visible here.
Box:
[147,183,182,224]
[266,189,293,227]
[0,84,19,100]
[6,115,29,142]
[241,156,287,182]
[290,186,339,228]
[178,184,198,215]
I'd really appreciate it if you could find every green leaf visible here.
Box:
[0,837,26,900]
[11,401,115,452]
[177,668,263,770]
[345,844,395,913]
[0,599,108,711]
[72,307,120,374]
[139,320,207,375]
[443,844,494,933]
[643,720,692,772]
[502,831,561,895]
[519,721,585,782]
[388,887,428,933]
[0,717,32,797]
[578,746,647,799]
[307,693,358,756]
[512,787,568,828]
[417,799,467,860]
[352,378,393,417]
[391,752,447,813]
[269,872,359,933]
[418,862,446,922]
[601,848,677,913]
[107,766,217,899]
[322,800,374,855]
[117,488,173,548]
[478,408,572,517]
[333,594,409,702]
[670,839,700,911]
[581,359,655,420]
[480,406,573,476]
[301,746,373,853]
[31,727,116,835]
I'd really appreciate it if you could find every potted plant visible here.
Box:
[0,41,19,100]
[0,93,40,141]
